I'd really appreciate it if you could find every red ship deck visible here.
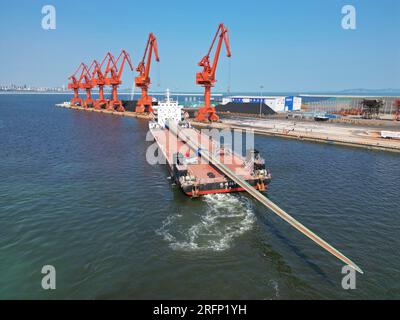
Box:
[151,126,256,185]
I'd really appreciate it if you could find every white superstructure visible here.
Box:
[153,89,183,128]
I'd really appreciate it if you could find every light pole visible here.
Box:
[259,85,264,118]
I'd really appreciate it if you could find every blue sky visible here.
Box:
[0,0,399,92]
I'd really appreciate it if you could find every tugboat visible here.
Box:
[149,90,271,197]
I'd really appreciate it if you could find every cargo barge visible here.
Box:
[149,91,271,197]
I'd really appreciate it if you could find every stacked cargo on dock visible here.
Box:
[217,102,276,116]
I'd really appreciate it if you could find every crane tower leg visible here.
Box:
[135,88,153,113]
[108,85,125,112]
[71,89,82,106]
[84,89,94,108]
[196,86,219,122]
[95,85,108,109]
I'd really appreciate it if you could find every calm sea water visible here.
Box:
[0,94,399,299]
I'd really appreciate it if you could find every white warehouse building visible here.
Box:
[221,96,302,113]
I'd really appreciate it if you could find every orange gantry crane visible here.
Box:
[91,52,115,109]
[196,23,231,122]
[68,63,86,106]
[79,61,97,108]
[105,50,134,112]
[134,33,160,113]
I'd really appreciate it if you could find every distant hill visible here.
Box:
[335,88,400,95]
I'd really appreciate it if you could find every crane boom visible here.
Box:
[116,50,134,79]
[206,24,231,79]
[196,23,231,122]
[135,33,160,113]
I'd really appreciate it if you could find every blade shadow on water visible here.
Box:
[254,206,336,287]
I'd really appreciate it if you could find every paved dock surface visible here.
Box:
[56,104,400,153]
[190,117,400,153]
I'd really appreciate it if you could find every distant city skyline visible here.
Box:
[0,83,67,92]
[0,0,399,92]
[2,82,400,97]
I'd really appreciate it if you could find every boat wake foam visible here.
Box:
[156,194,255,252]
[269,280,280,299]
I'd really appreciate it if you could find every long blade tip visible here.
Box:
[349,264,364,275]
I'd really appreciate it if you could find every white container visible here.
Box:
[381,131,400,139]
